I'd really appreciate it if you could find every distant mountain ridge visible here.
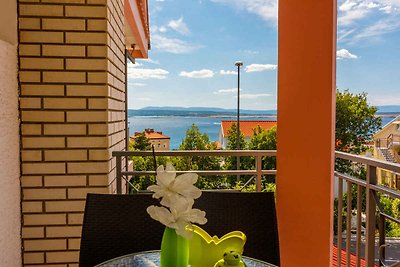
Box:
[130,106,277,117]
[128,105,400,117]
[138,106,278,114]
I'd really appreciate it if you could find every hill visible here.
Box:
[129,107,277,117]
[128,105,400,117]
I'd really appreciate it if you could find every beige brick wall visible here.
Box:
[18,0,127,265]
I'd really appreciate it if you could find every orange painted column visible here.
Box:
[276,1,337,266]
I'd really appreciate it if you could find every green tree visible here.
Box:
[248,126,277,184]
[131,132,151,151]
[225,123,249,172]
[336,89,381,154]
[225,123,246,171]
[226,123,246,150]
[178,124,222,188]
[179,124,210,150]
[335,90,381,175]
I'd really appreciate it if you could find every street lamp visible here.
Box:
[235,61,243,179]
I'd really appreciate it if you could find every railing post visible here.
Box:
[337,177,344,267]
[366,165,377,267]
[256,155,262,192]
[378,214,385,267]
[116,155,122,194]
[346,182,352,267]
[356,184,362,267]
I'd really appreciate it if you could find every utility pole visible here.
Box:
[235,61,243,181]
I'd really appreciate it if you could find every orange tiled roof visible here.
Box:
[332,245,378,267]
[221,120,277,137]
[131,132,170,140]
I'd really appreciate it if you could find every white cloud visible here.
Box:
[337,48,358,59]
[213,88,241,94]
[129,62,142,68]
[337,0,400,44]
[159,26,168,33]
[131,82,146,87]
[210,0,278,24]
[137,58,160,65]
[240,93,272,99]
[167,17,190,35]
[243,49,259,54]
[179,69,214,78]
[351,18,400,42]
[152,34,203,54]
[379,5,393,13]
[338,0,381,26]
[245,64,277,73]
[220,70,237,75]
[128,68,169,80]
[337,28,357,42]
[136,97,152,101]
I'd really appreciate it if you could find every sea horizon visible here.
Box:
[128,113,398,150]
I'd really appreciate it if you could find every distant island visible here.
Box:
[128,105,400,118]
[128,106,277,117]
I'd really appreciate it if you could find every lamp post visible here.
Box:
[235,61,243,180]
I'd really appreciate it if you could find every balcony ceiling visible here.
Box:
[124,0,150,59]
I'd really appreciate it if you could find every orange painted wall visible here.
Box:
[276,1,337,266]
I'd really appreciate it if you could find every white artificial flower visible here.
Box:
[147,198,207,239]
[147,162,202,207]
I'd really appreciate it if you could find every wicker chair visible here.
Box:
[194,191,280,266]
[79,193,165,267]
[79,191,279,266]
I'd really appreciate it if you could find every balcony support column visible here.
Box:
[277,1,337,266]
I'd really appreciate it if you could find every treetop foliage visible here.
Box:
[336,89,381,154]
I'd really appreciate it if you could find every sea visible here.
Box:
[128,115,397,150]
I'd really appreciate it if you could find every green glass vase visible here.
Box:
[160,227,189,267]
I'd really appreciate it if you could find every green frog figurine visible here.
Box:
[213,250,247,267]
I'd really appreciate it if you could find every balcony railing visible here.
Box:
[335,152,400,267]
[388,134,400,149]
[112,150,400,267]
[113,150,277,193]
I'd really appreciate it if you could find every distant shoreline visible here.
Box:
[129,115,278,119]
[128,114,397,118]
[376,113,400,117]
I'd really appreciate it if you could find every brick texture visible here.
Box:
[18,0,127,265]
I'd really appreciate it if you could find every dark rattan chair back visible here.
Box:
[194,191,280,266]
[79,193,164,267]
[79,191,279,266]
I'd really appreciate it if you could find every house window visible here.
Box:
[158,144,161,148]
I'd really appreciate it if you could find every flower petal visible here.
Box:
[174,220,192,239]
[171,173,202,199]
[159,191,182,208]
[146,206,175,228]
[156,164,176,187]
[169,198,194,214]
[186,209,207,225]
[147,185,164,199]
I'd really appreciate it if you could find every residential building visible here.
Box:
[131,128,170,151]
[373,115,400,189]
[219,120,277,149]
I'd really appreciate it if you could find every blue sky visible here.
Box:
[127,0,400,110]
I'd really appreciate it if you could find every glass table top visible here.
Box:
[96,250,278,267]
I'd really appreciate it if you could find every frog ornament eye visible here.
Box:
[213,250,247,267]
